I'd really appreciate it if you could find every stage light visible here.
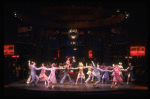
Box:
[125,13,129,19]
[71,35,76,39]
[117,9,120,12]
[125,56,133,59]
[70,41,76,44]
[74,48,77,50]
[129,56,132,59]
[14,11,17,17]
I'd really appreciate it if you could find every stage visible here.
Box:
[8,79,134,92]
[4,79,148,98]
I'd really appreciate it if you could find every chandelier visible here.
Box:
[68,29,79,40]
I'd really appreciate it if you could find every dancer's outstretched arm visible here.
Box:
[99,69,113,72]
[70,67,79,70]
[28,60,31,67]
[35,66,46,70]
[45,67,51,70]
[58,66,67,69]
[54,67,61,70]
[120,68,127,71]
[91,61,96,67]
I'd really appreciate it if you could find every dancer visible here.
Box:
[85,63,94,83]
[110,64,124,88]
[46,63,60,88]
[66,57,71,67]
[26,61,36,84]
[91,62,100,82]
[72,56,76,66]
[60,59,72,83]
[28,60,44,86]
[38,63,48,86]
[26,61,32,84]
[38,63,48,81]
[101,64,110,84]
[118,62,124,79]
[75,62,86,84]
[72,56,77,73]
[126,63,134,84]
[91,61,111,88]
[91,61,102,87]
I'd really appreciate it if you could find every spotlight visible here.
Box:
[70,41,76,44]
[74,48,77,50]
[71,35,76,39]
[14,11,17,17]
[117,9,120,12]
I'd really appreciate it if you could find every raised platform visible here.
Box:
[8,80,134,92]
[4,79,148,98]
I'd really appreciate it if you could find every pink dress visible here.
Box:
[112,67,123,82]
[39,68,48,81]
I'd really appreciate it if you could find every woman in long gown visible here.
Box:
[38,63,48,81]
[46,63,60,87]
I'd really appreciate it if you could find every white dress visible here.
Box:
[48,67,58,83]
[77,67,85,79]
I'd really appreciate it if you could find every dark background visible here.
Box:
[4,2,148,85]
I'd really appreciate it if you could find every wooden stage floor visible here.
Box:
[4,79,148,98]
[8,80,134,92]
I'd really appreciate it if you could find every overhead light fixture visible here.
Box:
[117,9,120,12]
[71,35,76,39]
[14,11,17,17]
[68,29,79,40]
[70,41,76,44]
[74,48,77,50]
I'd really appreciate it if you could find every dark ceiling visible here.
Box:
[4,2,148,46]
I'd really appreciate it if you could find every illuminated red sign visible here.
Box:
[130,46,145,56]
[12,55,19,58]
[4,45,14,55]
[89,50,93,58]
[125,56,132,59]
